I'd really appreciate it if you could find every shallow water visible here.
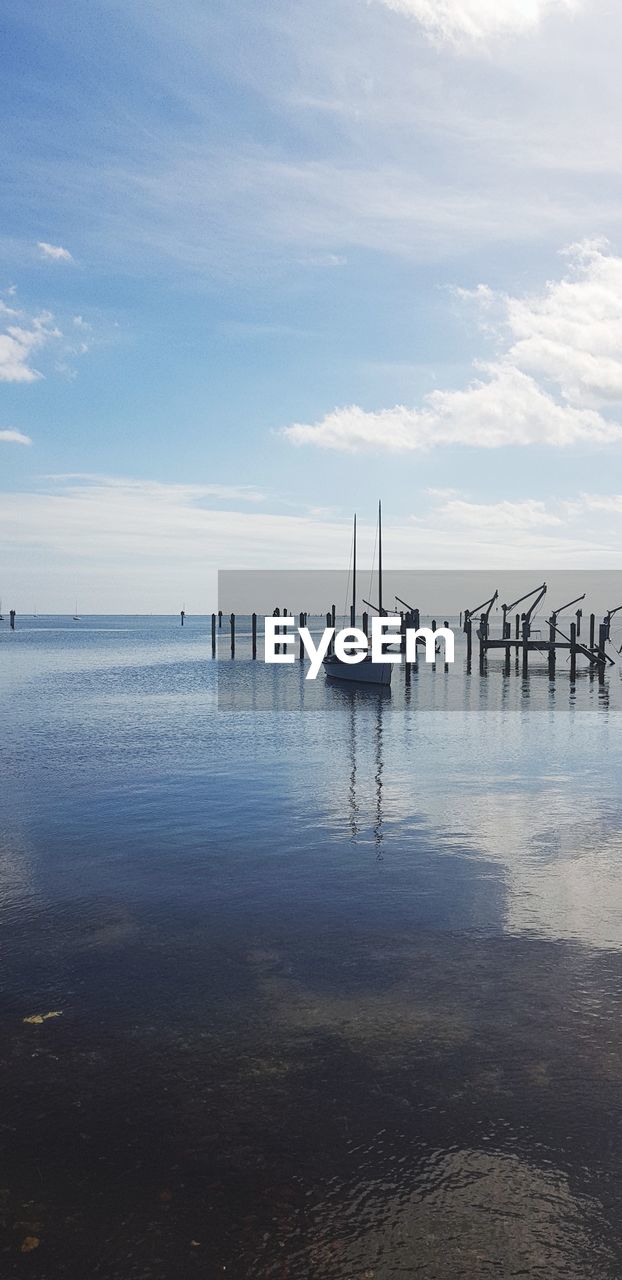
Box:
[2,616,622,1277]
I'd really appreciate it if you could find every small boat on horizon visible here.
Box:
[73,600,80,621]
[323,501,393,687]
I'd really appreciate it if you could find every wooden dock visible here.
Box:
[210,583,618,685]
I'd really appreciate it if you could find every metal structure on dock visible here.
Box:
[462,579,616,681]
[211,574,618,685]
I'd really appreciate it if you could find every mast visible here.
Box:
[378,499,383,617]
[351,514,357,628]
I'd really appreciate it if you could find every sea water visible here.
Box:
[1,615,622,1278]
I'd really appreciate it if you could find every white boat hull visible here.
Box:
[323,655,393,686]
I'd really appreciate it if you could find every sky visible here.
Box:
[2,0,622,612]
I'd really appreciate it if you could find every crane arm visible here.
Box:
[550,592,585,619]
[465,591,498,621]
[502,581,547,615]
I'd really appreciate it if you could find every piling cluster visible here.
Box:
[212,582,619,683]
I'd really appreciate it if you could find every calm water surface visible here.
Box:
[2,616,622,1278]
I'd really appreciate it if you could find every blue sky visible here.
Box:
[2,0,622,611]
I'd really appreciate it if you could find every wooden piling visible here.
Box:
[299,612,304,661]
[589,613,595,649]
[503,614,511,674]
[252,612,257,659]
[522,618,529,677]
[230,612,235,658]
[569,621,577,682]
[598,623,607,683]
[465,615,472,666]
[548,617,556,678]
[211,612,216,657]
[479,613,487,674]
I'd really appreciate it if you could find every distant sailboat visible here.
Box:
[73,601,80,620]
[323,501,393,686]
[0,598,3,621]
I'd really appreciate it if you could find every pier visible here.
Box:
[211,578,619,683]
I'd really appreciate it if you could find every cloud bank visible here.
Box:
[284,241,622,452]
[1,475,621,612]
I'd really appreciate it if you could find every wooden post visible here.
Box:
[522,617,529,678]
[548,616,556,678]
[515,613,520,639]
[252,612,257,659]
[230,612,235,658]
[479,613,487,674]
[218,610,222,628]
[299,612,304,661]
[466,614,472,666]
[569,622,577,682]
[331,604,336,630]
[211,612,216,657]
[589,613,595,649]
[598,623,607,683]
[576,609,582,639]
[504,613,511,674]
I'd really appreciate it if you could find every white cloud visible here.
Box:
[41,475,266,504]
[377,0,581,48]
[573,492,622,514]
[0,308,61,383]
[501,240,622,407]
[0,429,32,446]
[0,293,98,383]
[284,242,622,453]
[299,253,347,267]
[432,498,563,529]
[37,241,73,262]
[284,363,621,452]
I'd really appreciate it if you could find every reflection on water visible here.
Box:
[1,617,622,1278]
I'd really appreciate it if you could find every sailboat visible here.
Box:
[0,598,3,621]
[323,501,393,686]
[73,601,80,620]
